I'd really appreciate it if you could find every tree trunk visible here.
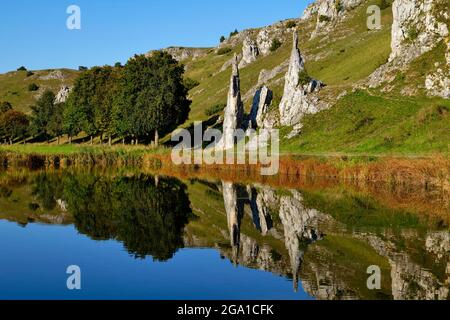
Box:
[108,136,112,147]
[9,138,12,145]
[68,134,72,144]
[100,133,103,145]
[90,135,93,145]
[57,136,60,145]
[122,137,125,145]
[154,130,159,148]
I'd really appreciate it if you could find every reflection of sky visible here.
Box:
[0,221,313,300]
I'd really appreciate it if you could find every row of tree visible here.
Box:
[1,52,191,146]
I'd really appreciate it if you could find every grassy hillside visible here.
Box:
[0,0,447,155]
[0,68,79,114]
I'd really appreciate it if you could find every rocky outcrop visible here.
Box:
[279,32,325,127]
[303,0,364,38]
[54,86,71,104]
[222,182,245,262]
[218,54,245,149]
[239,37,259,68]
[368,0,449,98]
[160,47,207,62]
[390,0,448,63]
[248,86,273,129]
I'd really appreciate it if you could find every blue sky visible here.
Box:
[0,0,312,73]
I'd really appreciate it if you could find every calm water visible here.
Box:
[0,169,448,300]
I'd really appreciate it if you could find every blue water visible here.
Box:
[0,220,312,300]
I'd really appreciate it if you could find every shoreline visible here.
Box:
[0,145,448,193]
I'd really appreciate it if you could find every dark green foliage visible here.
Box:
[379,0,391,10]
[205,103,226,116]
[184,77,200,91]
[217,47,232,55]
[30,90,57,139]
[26,71,34,77]
[269,39,282,52]
[65,66,118,140]
[0,109,29,143]
[113,52,191,142]
[285,21,297,29]
[298,70,312,86]
[335,0,344,13]
[78,66,88,71]
[57,173,193,261]
[0,101,12,114]
[17,66,27,71]
[319,15,331,23]
[28,83,39,91]
[220,36,226,43]
[229,29,239,38]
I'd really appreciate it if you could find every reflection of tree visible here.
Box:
[33,172,192,261]
[31,173,64,210]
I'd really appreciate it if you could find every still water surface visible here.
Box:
[0,170,448,300]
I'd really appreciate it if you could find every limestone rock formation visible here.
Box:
[54,86,71,104]
[303,0,364,38]
[155,47,207,62]
[368,0,449,98]
[390,0,448,63]
[239,37,259,68]
[219,54,245,149]
[248,86,273,129]
[279,32,325,126]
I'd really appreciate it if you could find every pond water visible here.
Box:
[0,169,448,300]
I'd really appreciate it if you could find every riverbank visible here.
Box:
[0,145,448,192]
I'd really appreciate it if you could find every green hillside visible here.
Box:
[0,68,79,114]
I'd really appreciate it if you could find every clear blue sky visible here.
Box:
[0,0,312,73]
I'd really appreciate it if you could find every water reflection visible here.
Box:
[0,170,448,300]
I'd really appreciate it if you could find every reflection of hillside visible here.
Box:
[0,170,448,300]
[193,180,449,300]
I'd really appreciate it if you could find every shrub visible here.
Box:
[205,103,226,116]
[298,70,312,86]
[286,21,297,29]
[217,47,232,55]
[229,29,239,38]
[78,66,88,71]
[269,39,282,52]
[220,36,226,43]
[28,83,39,91]
[183,77,200,91]
[0,101,12,114]
[26,71,34,77]
[319,15,331,23]
[335,0,344,12]
[379,0,391,10]
[17,66,27,71]
[407,27,419,41]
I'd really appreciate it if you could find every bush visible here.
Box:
[269,39,282,52]
[217,47,232,55]
[28,83,39,91]
[229,29,239,38]
[26,71,34,77]
[17,66,27,71]
[285,21,297,29]
[335,0,344,13]
[78,66,88,71]
[298,70,312,86]
[319,15,331,23]
[205,103,226,116]
[183,77,200,91]
[379,0,391,10]
[0,101,12,114]
[220,36,226,43]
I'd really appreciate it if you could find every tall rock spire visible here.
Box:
[279,31,324,127]
[219,53,244,149]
